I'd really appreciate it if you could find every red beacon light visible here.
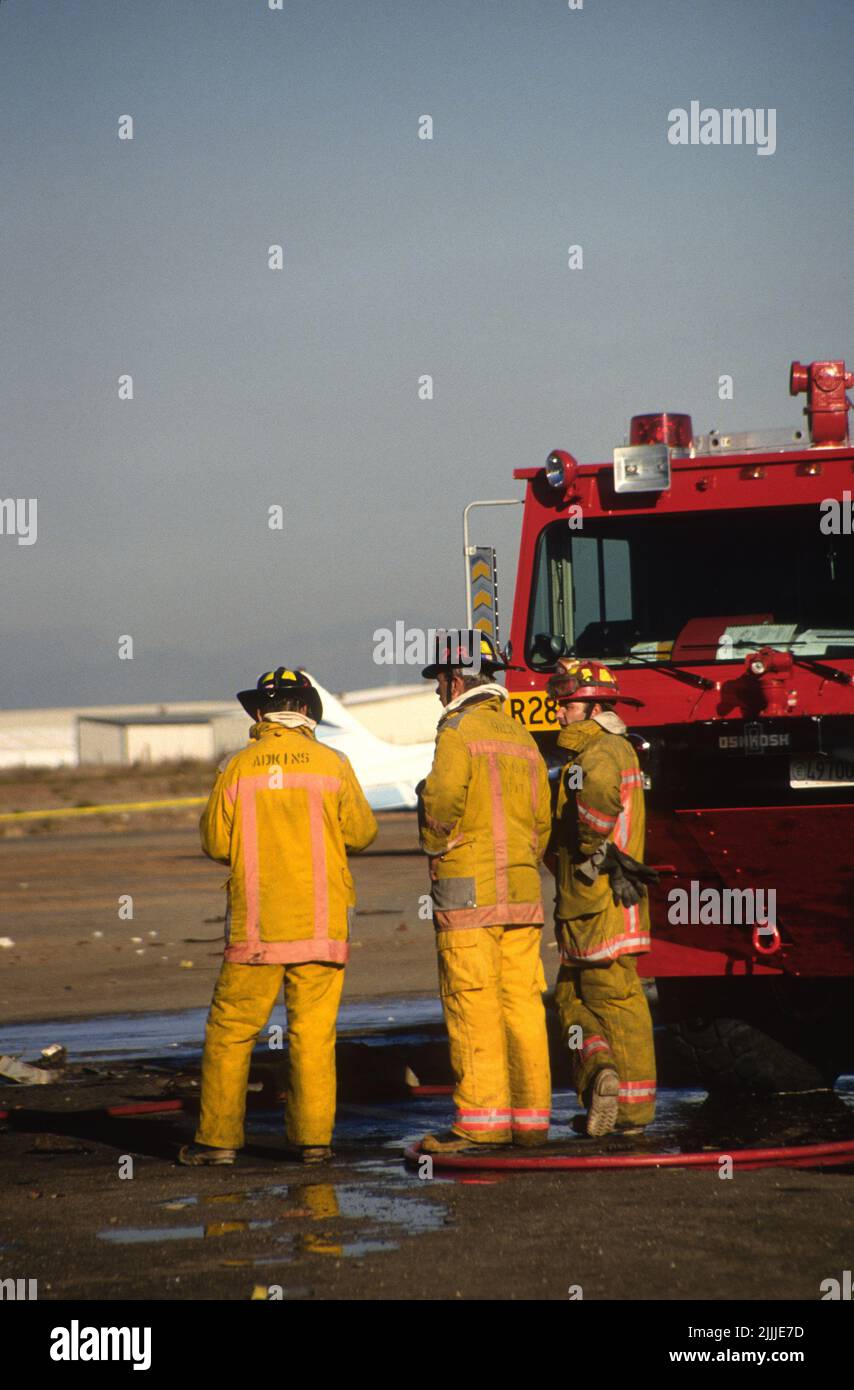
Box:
[629,412,693,449]
[790,359,853,446]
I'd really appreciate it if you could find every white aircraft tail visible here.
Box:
[303,673,435,812]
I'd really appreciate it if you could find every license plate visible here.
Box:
[505,691,560,731]
[789,757,854,788]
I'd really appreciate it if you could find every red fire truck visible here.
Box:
[496,358,854,1090]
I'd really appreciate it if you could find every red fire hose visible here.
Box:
[106,1099,185,1116]
[404,1138,854,1172]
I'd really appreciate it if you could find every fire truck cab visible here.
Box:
[495,359,854,1090]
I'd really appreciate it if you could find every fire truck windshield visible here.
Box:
[526,505,854,668]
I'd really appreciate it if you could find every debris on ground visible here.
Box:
[0,1054,57,1084]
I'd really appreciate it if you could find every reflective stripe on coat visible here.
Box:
[200,721,377,964]
[419,692,551,929]
[553,716,651,960]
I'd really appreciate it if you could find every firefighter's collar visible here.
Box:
[556,717,608,756]
[263,710,318,732]
[250,713,317,740]
[441,682,507,717]
[592,709,627,735]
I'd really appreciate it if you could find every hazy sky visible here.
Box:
[2,0,852,708]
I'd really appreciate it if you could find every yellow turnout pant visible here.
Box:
[196,960,345,1149]
[554,949,656,1126]
[436,924,551,1145]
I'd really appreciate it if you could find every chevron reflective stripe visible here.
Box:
[582,1034,610,1057]
[576,798,617,833]
[456,1108,512,1132]
[468,547,497,641]
[511,1109,551,1129]
[619,1081,656,1102]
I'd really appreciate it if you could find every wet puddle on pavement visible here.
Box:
[92,1082,854,1264]
[10,1001,854,1277]
[100,1169,449,1259]
[278,1082,854,1157]
[0,997,444,1063]
[99,1219,277,1243]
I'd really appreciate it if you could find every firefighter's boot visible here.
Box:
[178,1143,237,1166]
[284,1144,333,1165]
[555,955,657,1129]
[421,1130,483,1154]
[586,1067,620,1137]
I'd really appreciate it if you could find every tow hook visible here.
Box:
[753,921,782,955]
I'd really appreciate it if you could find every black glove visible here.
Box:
[601,843,660,909]
[415,780,427,837]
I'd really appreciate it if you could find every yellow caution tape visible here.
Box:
[0,796,206,822]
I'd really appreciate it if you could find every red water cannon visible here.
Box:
[746,647,796,717]
[789,359,853,445]
[717,647,796,718]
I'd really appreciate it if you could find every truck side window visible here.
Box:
[526,530,633,666]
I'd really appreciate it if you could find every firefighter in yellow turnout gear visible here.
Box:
[418,632,552,1152]
[179,667,377,1166]
[549,659,658,1137]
